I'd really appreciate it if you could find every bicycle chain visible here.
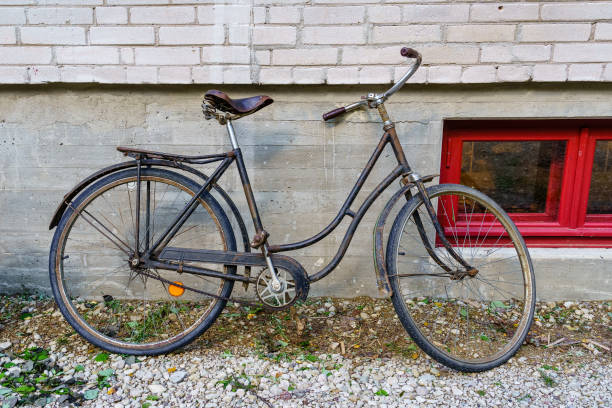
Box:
[137,269,282,311]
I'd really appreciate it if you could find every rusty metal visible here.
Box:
[250,230,269,249]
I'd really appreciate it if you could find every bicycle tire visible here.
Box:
[49,167,236,355]
[387,184,535,372]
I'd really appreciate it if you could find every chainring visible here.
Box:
[255,266,308,310]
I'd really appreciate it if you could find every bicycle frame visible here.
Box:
[135,103,414,283]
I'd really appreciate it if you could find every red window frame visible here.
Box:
[440,120,612,248]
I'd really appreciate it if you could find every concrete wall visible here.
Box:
[0,1,612,85]
[1,83,611,300]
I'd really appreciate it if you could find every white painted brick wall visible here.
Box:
[0,1,610,84]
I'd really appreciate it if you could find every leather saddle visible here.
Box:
[204,90,273,117]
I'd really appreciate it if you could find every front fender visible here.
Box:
[373,175,438,297]
[48,159,252,266]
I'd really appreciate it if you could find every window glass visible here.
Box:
[460,141,566,215]
[587,140,612,214]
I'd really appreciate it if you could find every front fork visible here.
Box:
[403,173,476,276]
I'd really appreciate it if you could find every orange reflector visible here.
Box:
[168,281,185,297]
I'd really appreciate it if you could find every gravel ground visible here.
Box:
[0,295,610,407]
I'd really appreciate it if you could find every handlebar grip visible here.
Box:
[401,47,420,59]
[322,106,346,121]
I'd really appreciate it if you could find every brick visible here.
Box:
[403,5,469,23]
[568,64,603,81]
[90,27,155,45]
[371,25,441,43]
[359,66,391,84]
[126,66,157,83]
[229,25,249,45]
[202,46,250,64]
[21,26,85,45]
[59,66,93,82]
[253,7,266,24]
[304,6,364,25]
[158,66,191,84]
[197,5,250,24]
[428,65,461,83]
[542,3,612,21]
[394,65,426,84]
[120,47,133,64]
[532,64,567,82]
[603,64,612,81]
[192,65,223,83]
[29,66,60,83]
[253,26,296,45]
[595,23,612,40]
[27,7,93,24]
[446,24,515,42]
[272,48,337,66]
[107,0,166,4]
[95,7,128,24]
[131,6,194,24]
[56,46,119,64]
[134,47,199,65]
[31,0,99,4]
[0,47,52,64]
[470,3,539,22]
[342,46,403,65]
[293,67,324,84]
[0,8,25,24]
[327,67,358,84]
[497,65,531,82]
[0,67,27,83]
[303,26,364,45]
[0,27,16,44]
[461,65,496,83]
[554,44,612,63]
[259,67,292,84]
[92,66,126,83]
[368,6,401,23]
[255,50,270,65]
[420,44,479,64]
[481,45,551,63]
[520,24,591,42]
[159,26,224,45]
[223,66,251,84]
[269,7,300,24]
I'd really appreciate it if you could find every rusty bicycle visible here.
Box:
[48,48,535,372]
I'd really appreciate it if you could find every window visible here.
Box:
[440,120,612,247]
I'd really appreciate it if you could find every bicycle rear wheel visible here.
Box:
[387,184,535,372]
[49,168,236,355]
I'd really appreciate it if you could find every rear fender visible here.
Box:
[48,159,252,266]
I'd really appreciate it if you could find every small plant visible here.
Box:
[539,370,556,387]
[375,388,389,396]
[216,373,253,392]
[94,352,109,362]
[476,390,486,396]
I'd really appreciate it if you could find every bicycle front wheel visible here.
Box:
[49,168,236,355]
[387,184,535,372]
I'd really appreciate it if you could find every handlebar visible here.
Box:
[322,47,422,121]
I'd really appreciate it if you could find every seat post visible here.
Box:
[225,119,239,149]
